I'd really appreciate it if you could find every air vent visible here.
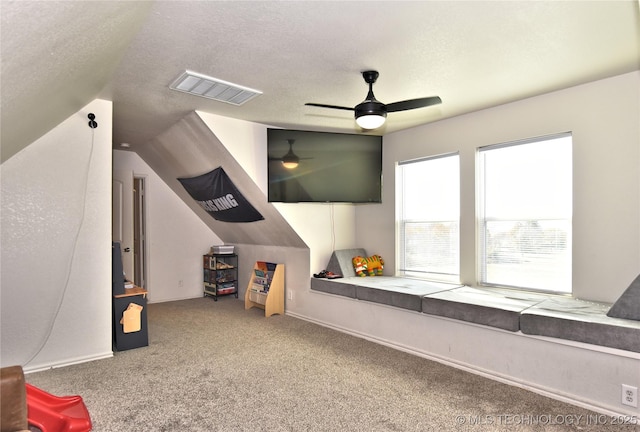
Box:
[169,70,262,106]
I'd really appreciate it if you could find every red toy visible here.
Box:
[26,383,92,431]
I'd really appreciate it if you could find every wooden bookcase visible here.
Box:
[245,262,284,317]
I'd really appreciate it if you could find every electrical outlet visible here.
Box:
[288,290,293,301]
[178,280,183,288]
[622,384,638,407]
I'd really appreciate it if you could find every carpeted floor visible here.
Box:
[25,298,639,431]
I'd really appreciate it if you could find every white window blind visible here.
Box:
[478,133,572,293]
[398,153,460,283]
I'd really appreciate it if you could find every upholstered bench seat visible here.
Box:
[355,277,459,311]
[312,276,459,311]
[422,286,550,332]
[311,277,358,298]
[311,249,640,352]
[520,297,640,353]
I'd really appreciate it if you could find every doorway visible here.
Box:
[113,171,147,289]
[133,177,147,289]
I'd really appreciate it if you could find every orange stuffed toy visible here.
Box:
[352,255,384,276]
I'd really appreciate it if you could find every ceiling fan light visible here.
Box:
[355,99,387,129]
[356,114,386,129]
[281,149,300,169]
[282,161,299,169]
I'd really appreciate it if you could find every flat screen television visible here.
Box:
[267,128,382,203]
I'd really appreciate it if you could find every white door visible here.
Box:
[113,170,134,282]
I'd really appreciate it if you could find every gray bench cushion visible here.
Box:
[520,297,640,352]
[325,248,367,278]
[422,287,549,332]
[311,248,367,297]
[310,277,357,298]
[312,249,640,352]
[317,248,458,310]
[311,276,458,310]
[355,277,458,311]
[607,273,640,321]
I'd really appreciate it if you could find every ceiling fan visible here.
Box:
[305,70,442,130]
[268,139,311,169]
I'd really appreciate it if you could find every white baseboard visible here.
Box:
[147,294,205,304]
[24,351,114,374]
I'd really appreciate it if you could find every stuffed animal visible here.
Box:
[352,255,384,277]
[352,256,368,277]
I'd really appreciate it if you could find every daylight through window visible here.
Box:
[397,153,460,283]
[477,133,572,293]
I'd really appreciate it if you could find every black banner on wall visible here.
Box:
[178,167,264,223]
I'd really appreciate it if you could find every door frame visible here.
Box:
[133,175,148,289]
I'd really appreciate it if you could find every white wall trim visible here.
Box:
[24,352,114,375]
[147,294,205,305]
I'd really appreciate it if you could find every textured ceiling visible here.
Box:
[2,1,639,162]
[0,1,153,162]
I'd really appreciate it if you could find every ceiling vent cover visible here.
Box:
[169,70,262,106]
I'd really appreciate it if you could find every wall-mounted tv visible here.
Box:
[267,128,382,203]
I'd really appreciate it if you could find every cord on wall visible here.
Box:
[24,123,96,367]
[330,204,336,252]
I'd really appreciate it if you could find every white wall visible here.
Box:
[1,99,113,371]
[113,150,223,303]
[366,71,640,304]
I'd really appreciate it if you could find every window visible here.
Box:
[397,153,460,283]
[478,134,572,293]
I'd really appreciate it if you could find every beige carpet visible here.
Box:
[26,298,638,431]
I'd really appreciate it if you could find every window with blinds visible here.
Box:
[397,153,460,283]
[477,133,572,293]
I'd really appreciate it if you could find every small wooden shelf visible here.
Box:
[245,262,284,317]
[114,285,147,299]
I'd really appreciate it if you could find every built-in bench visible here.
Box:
[311,249,640,353]
[520,297,640,353]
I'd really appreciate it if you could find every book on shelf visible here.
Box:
[253,267,275,290]
[251,283,265,292]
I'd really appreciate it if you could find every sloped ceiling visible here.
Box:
[2,1,639,163]
[0,1,153,162]
[136,112,307,248]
